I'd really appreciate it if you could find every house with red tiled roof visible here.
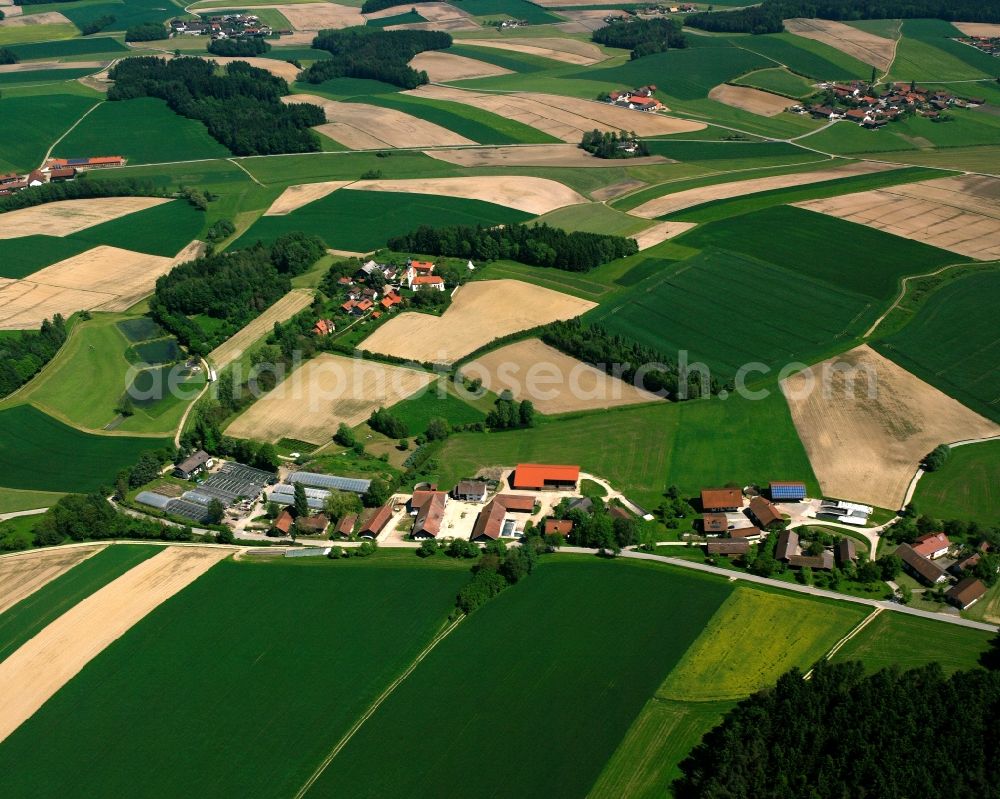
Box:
[313,319,334,336]
[510,464,579,491]
[381,291,403,309]
[410,275,445,292]
[912,532,951,560]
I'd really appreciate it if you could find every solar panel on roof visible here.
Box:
[770,482,806,500]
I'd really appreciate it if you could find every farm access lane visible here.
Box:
[556,547,999,633]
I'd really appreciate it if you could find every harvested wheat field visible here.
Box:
[709,83,791,116]
[633,220,696,250]
[0,545,104,616]
[205,56,301,82]
[283,94,474,149]
[409,86,704,141]
[380,1,477,30]
[264,180,353,215]
[0,282,114,330]
[209,289,313,370]
[796,174,1000,261]
[954,22,1000,37]
[408,51,510,82]
[347,175,588,214]
[458,37,607,65]
[425,143,668,168]
[0,60,105,73]
[784,18,895,72]
[359,279,596,365]
[629,160,898,219]
[0,546,228,745]
[226,353,433,444]
[553,9,621,32]
[591,179,646,201]
[270,2,362,29]
[463,338,660,414]
[0,11,70,26]
[782,345,1000,509]
[0,197,169,240]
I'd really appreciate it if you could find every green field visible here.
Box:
[0,236,92,280]
[235,189,532,252]
[450,0,562,24]
[57,0,183,31]
[0,23,79,48]
[0,93,96,173]
[0,68,95,86]
[388,385,486,433]
[56,98,232,165]
[728,32,871,81]
[70,199,205,257]
[830,611,993,674]
[6,35,128,60]
[658,587,867,701]
[448,42,566,73]
[0,488,66,514]
[889,19,997,82]
[732,66,818,98]
[0,405,170,493]
[585,248,878,377]
[911,440,1000,524]
[0,556,471,798]
[805,110,1000,155]
[677,205,966,301]
[642,139,814,167]
[435,389,818,508]
[366,10,424,27]
[873,271,1000,423]
[533,201,651,236]
[303,558,732,798]
[0,544,160,662]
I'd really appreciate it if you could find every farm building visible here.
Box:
[946,577,987,610]
[896,543,948,586]
[770,481,807,501]
[273,509,294,535]
[298,513,329,535]
[707,538,750,557]
[702,513,728,535]
[748,496,783,529]
[950,553,981,577]
[737,526,763,542]
[912,532,951,560]
[288,472,371,495]
[495,494,536,513]
[174,450,212,480]
[360,503,394,538]
[470,500,517,542]
[335,513,358,538]
[411,490,448,539]
[45,156,127,171]
[269,484,329,512]
[453,480,488,502]
[836,538,857,567]
[511,464,580,491]
[789,552,834,571]
[700,488,742,512]
[775,530,799,563]
[544,519,573,537]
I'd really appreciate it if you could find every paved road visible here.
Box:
[556,546,999,633]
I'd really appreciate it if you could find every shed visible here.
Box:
[511,464,579,491]
[946,577,987,610]
[700,488,742,512]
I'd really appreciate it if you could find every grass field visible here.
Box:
[353,93,559,144]
[387,384,486,434]
[6,35,127,60]
[830,611,993,674]
[889,19,995,82]
[533,202,651,236]
[805,111,1000,155]
[732,67,818,98]
[435,389,819,507]
[729,32,871,80]
[0,556,471,798]
[0,405,170,493]
[0,488,66,514]
[0,544,160,663]
[677,205,965,301]
[873,271,1000,423]
[303,558,732,799]
[0,93,96,173]
[0,236,92,280]
[0,68,94,86]
[448,42,567,73]
[0,23,79,48]
[69,199,204,257]
[585,248,878,377]
[911,440,1000,524]
[452,0,562,24]
[658,587,867,701]
[235,189,532,252]
[56,98,231,165]
[57,0,181,31]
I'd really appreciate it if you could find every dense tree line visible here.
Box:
[485,391,534,430]
[388,223,638,273]
[207,37,270,56]
[107,57,323,155]
[0,47,16,64]
[922,443,950,471]
[592,17,686,58]
[80,14,116,35]
[182,404,280,471]
[32,493,195,548]
[361,0,434,11]
[541,318,724,400]
[301,28,451,89]
[0,176,161,213]
[674,660,1000,799]
[580,129,650,159]
[0,315,67,399]
[686,0,1000,34]
[453,536,546,614]
[125,22,167,41]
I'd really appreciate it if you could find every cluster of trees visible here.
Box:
[107,57,323,155]
[207,37,270,56]
[0,175,160,213]
[361,0,433,11]
[112,448,176,501]
[551,498,650,553]
[388,222,638,273]
[205,218,236,244]
[685,4,784,34]
[80,14,116,35]
[181,406,281,472]
[674,660,1000,799]
[0,315,67,399]
[580,129,650,159]
[542,318,724,400]
[32,493,195,548]
[125,22,167,41]
[592,17,686,58]
[0,48,15,65]
[455,537,545,613]
[922,443,951,472]
[485,391,534,430]
[368,406,409,438]
[301,28,451,89]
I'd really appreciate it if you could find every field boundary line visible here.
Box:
[293,614,466,799]
[804,607,883,679]
[227,157,264,187]
[40,101,102,169]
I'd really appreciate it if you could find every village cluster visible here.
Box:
[168,14,288,40]
[0,157,126,197]
[605,85,665,112]
[798,81,986,128]
[954,33,1000,57]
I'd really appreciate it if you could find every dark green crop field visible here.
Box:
[70,199,204,257]
[452,0,562,23]
[6,37,128,60]
[305,558,732,799]
[0,545,160,662]
[0,236,92,280]
[0,68,94,86]
[0,94,96,173]
[912,439,1000,524]
[0,405,170,493]
[236,189,532,252]
[728,32,870,80]
[388,386,486,433]
[0,557,470,799]
[873,271,1000,423]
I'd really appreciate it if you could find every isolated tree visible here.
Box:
[418,539,437,557]
[878,553,902,581]
[362,478,390,508]
[293,482,309,518]
[206,499,226,525]
[425,417,451,441]
[324,490,361,522]
[518,399,535,427]
[216,525,235,544]
[335,422,356,447]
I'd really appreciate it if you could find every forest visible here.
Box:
[685,0,1000,33]
[301,28,451,89]
[361,0,434,11]
[107,57,324,156]
[592,17,687,58]
[541,318,724,399]
[32,492,196,548]
[579,129,650,159]
[80,14,116,35]
[0,315,67,399]
[0,176,161,213]
[0,48,16,64]
[387,223,638,272]
[674,660,1000,799]
[207,38,270,56]
[125,22,168,41]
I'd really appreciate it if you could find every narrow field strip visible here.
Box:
[0,546,229,744]
[0,545,105,615]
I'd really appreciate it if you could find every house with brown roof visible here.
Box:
[700,488,742,512]
[737,526,762,542]
[836,538,857,567]
[775,529,799,562]
[313,319,334,336]
[707,538,750,557]
[789,551,834,571]
[334,513,357,537]
[411,490,448,539]
[360,502,393,539]
[174,449,212,480]
[896,543,948,586]
[702,513,728,536]
[946,577,987,610]
[411,275,445,292]
[544,519,573,538]
[297,513,329,535]
[950,552,981,577]
[273,509,293,535]
[748,496,783,529]
[494,494,536,513]
[470,500,513,542]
